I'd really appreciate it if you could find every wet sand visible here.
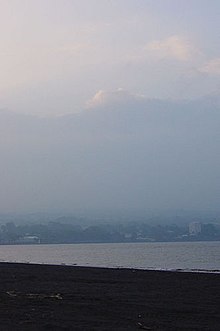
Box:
[0,263,219,330]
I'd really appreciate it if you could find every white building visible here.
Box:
[189,222,202,236]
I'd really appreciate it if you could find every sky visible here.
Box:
[0,1,219,217]
[0,0,219,116]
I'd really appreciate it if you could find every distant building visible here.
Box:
[189,222,202,236]
[16,236,40,244]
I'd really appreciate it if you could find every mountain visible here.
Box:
[0,94,219,216]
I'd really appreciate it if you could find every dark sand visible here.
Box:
[0,263,219,330]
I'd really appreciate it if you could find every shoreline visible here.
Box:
[0,262,219,330]
[1,261,220,275]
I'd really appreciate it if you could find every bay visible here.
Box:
[0,241,220,272]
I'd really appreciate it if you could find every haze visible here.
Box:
[0,1,219,216]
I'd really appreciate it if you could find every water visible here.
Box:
[0,241,220,272]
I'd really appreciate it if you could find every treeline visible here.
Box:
[0,221,220,244]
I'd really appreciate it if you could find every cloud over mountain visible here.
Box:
[144,36,197,62]
[86,88,146,109]
[199,58,220,76]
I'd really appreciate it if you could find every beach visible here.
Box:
[0,263,219,330]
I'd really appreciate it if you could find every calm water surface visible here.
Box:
[0,241,220,272]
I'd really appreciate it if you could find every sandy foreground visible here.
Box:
[0,263,219,330]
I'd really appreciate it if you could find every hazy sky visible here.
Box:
[0,1,219,216]
[0,0,219,116]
